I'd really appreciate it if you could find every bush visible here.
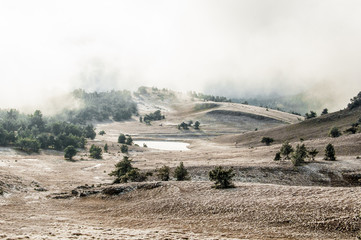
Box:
[120,144,128,154]
[104,143,108,152]
[157,165,170,181]
[321,108,328,115]
[261,137,274,146]
[64,145,77,160]
[89,144,102,159]
[125,135,133,145]
[347,91,361,109]
[274,152,281,161]
[15,137,40,153]
[118,134,126,144]
[344,126,358,134]
[280,141,294,159]
[329,127,341,138]
[305,111,317,119]
[194,121,200,130]
[291,144,307,166]
[174,162,189,181]
[109,156,147,183]
[308,148,319,161]
[98,130,106,135]
[324,143,336,161]
[209,166,235,189]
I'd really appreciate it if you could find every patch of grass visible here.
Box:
[193,103,219,112]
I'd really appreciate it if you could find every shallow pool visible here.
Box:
[134,140,190,151]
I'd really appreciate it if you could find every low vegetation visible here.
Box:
[329,127,341,138]
[157,165,170,181]
[89,144,102,159]
[209,166,235,189]
[109,156,148,183]
[261,137,274,146]
[347,91,361,109]
[305,110,317,119]
[193,103,219,111]
[174,162,189,181]
[118,133,133,145]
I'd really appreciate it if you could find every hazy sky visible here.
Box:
[1,0,361,109]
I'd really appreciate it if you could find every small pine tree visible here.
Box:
[209,166,235,189]
[280,141,294,159]
[118,133,126,144]
[261,137,274,146]
[157,165,170,181]
[109,156,133,183]
[174,162,189,181]
[104,143,108,153]
[291,144,308,166]
[194,121,200,129]
[98,130,106,136]
[324,143,336,161]
[64,145,77,160]
[120,144,128,153]
[321,108,328,115]
[274,152,281,161]
[125,135,133,145]
[308,148,319,161]
[329,127,341,138]
[89,144,102,159]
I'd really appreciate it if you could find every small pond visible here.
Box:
[134,140,190,151]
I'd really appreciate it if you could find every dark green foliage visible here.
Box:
[189,92,231,102]
[118,134,126,144]
[274,152,281,161]
[157,165,170,181]
[209,166,235,189]
[324,143,336,161]
[84,124,96,139]
[139,116,142,122]
[291,144,308,166]
[143,110,164,122]
[348,91,361,109]
[344,126,358,134]
[64,145,77,160]
[194,121,200,130]
[104,143,108,152]
[308,148,319,161]
[178,122,189,130]
[280,141,294,159]
[125,135,133,145]
[109,156,147,183]
[15,137,40,153]
[321,108,328,115]
[261,137,274,146]
[174,162,189,181]
[120,144,128,153]
[89,144,102,159]
[305,111,317,119]
[193,103,219,111]
[98,130,106,135]
[329,127,341,138]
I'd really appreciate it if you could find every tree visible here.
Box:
[348,91,361,109]
[261,137,274,146]
[139,116,143,122]
[324,143,336,161]
[15,137,40,153]
[329,127,341,138]
[157,165,170,181]
[104,143,108,152]
[194,121,200,130]
[118,134,126,144]
[120,144,128,153]
[84,124,96,139]
[274,152,281,161]
[209,166,235,189]
[125,135,133,145]
[308,148,319,161]
[109,156,147,183]
[174,162,189,181]
[291,144,308,166]
[321,108,328,115]
[89,144,102,159]
[98,130,106,136]
[280,141,294,159]
[64,145,77,160]
[29,110,45,131]
[305,111,317,119]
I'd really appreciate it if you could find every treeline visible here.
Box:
[188,91,231,102]
[0,109,95,153]
[59,89,137,124]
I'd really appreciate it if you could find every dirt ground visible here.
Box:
[0,101,360,239]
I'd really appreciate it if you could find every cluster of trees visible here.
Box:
[0,109,95,153]
[59,89,137,124]
[188,91,231,102]
[178,120,200,130]
[348,91,361,109]
[118,133,133,145]
[109,156,149,183]
[140,110,165,124]
[274,141,336,166]
[134,86,176,101]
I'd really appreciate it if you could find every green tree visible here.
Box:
[29,110,45,131]
[274,152,281,161]
[261,137,274,146]
[120,144,128,153]
[291,144,308,166]
[109,156,147,183]
[89,144,102,159]
[280,141,294,159]
[329,127,341,138]
[305,111,317,119]
[321,108,328,115]
[157,165,170,181]
[98,130,106,135]
[15,137,40,153]
[104,143,108,152]
[324,143,336,161]
[209,166,235,189]
[174,162,189,181]
[118,133,126,144]
[84,124,96,139]
[194,121,200,130]
[125,135,133,145]
[64,145,77,160]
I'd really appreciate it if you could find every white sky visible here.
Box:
[1,0,361,109]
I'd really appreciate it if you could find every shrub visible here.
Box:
[291,144,308,166]
[209,166,235,189]
[305,111,317,119]
[89,144,102,159]
[274,152,281,161]
[64,145,77,160]
[347,91,361,109]
[104,143,108,152]
[118,134,126,144]
[120,144,128,154]
[98,130,106,135]
[321,108,328,115]
[308,148,319,161]
[194,121,200,130]
[324,143,336,161]
[15,137,40,153]
[109,156,148,183]
[280,141,294,159]
[125,135,133,145]
[329,127,341,138]
[174,162,189,181]
[344,126,358,134]
[157,165,170,181]
[261,137,274,146]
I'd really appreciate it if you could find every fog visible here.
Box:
[1,0,361,111]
